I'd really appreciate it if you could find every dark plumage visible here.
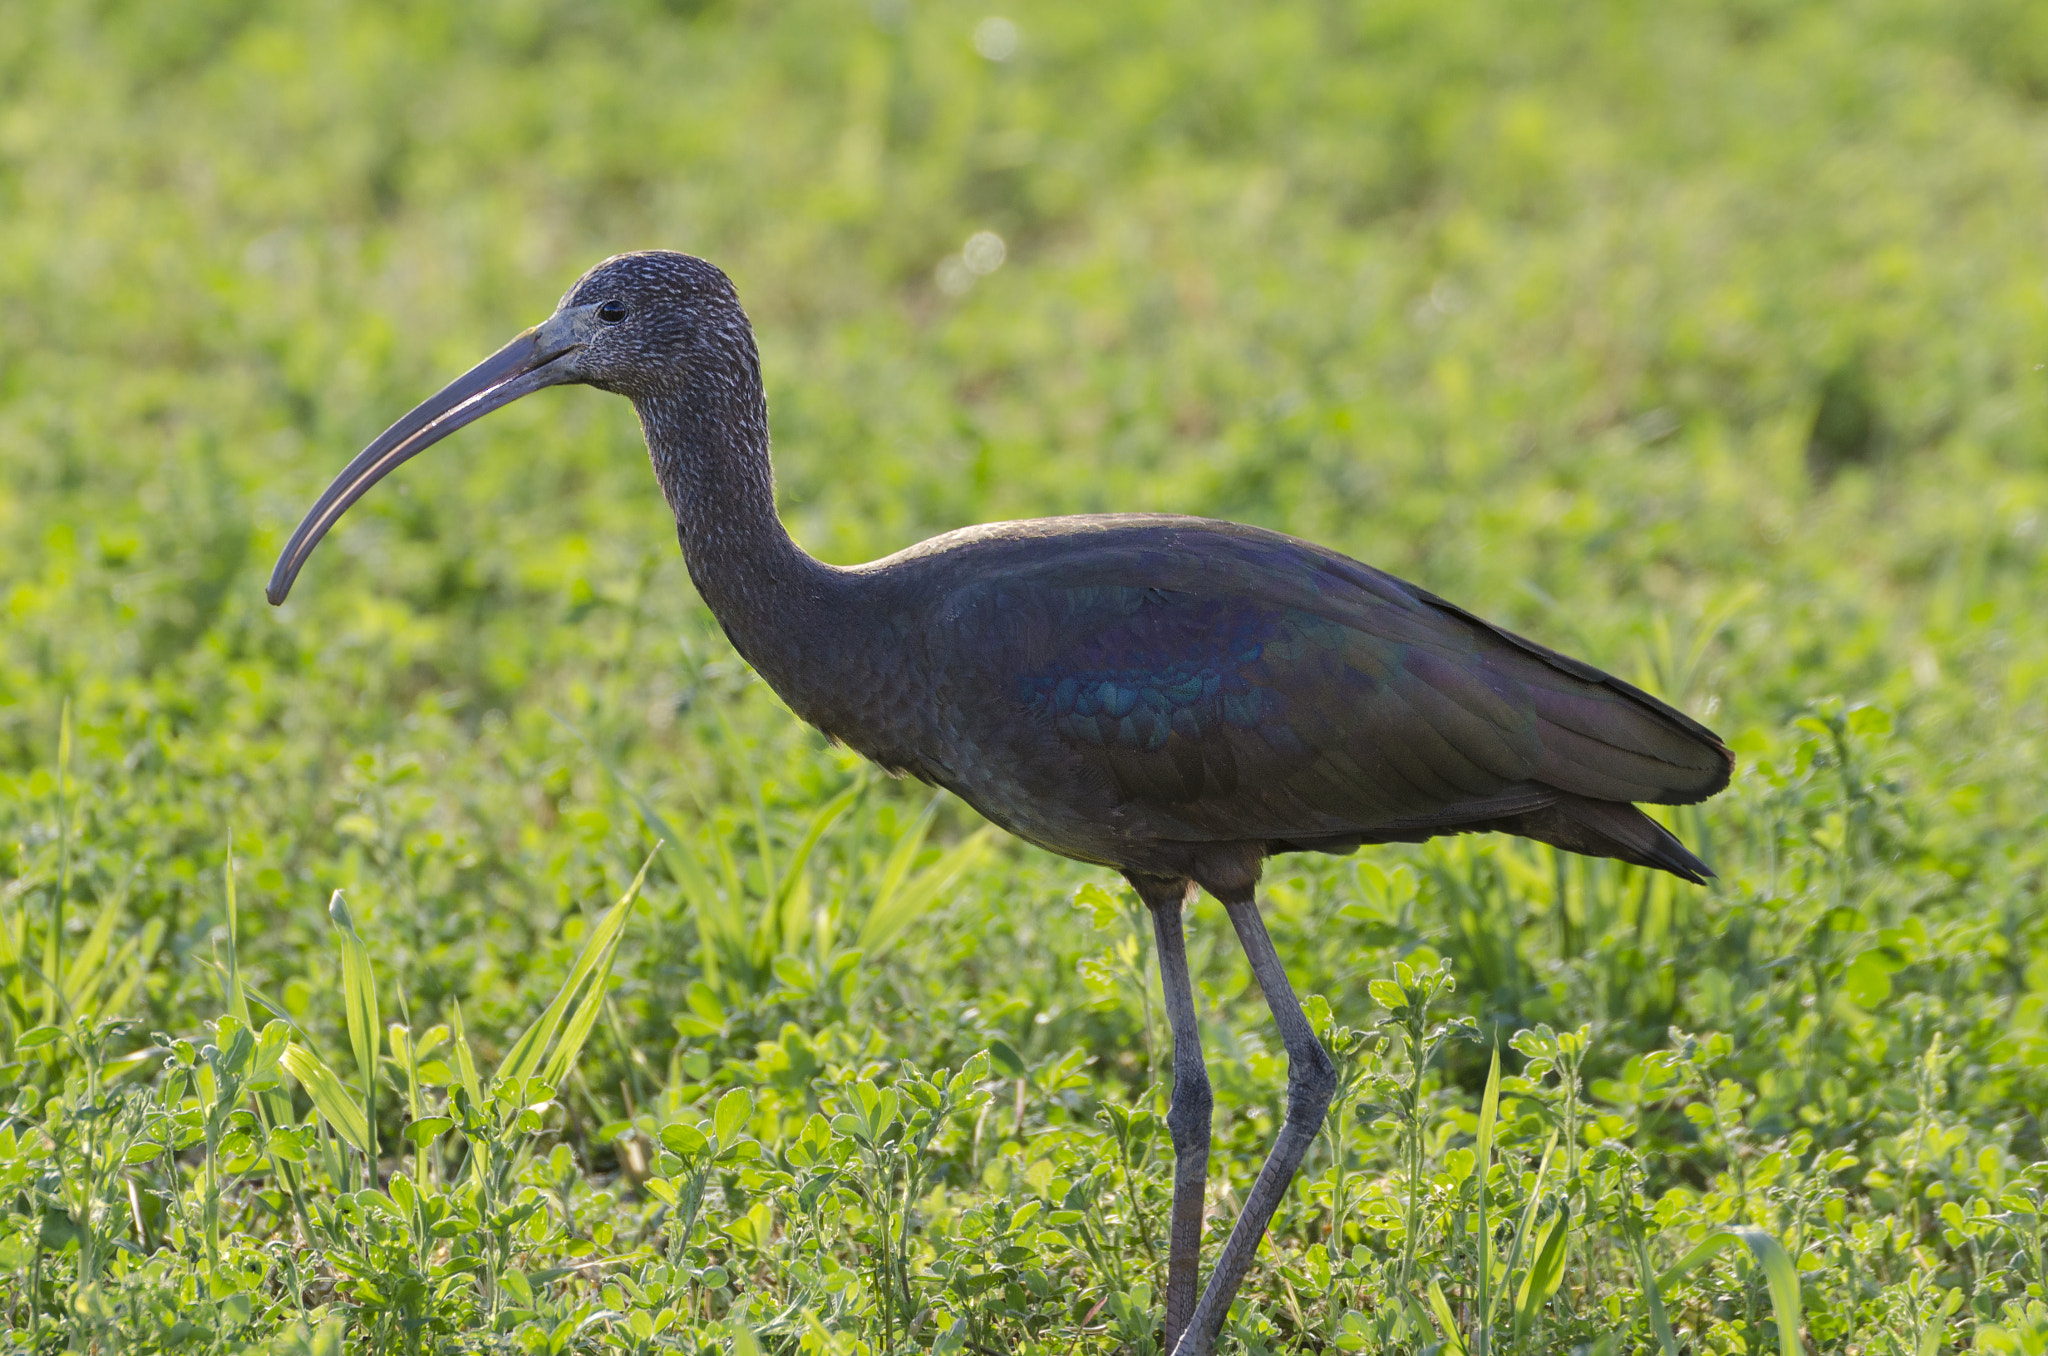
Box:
[268,251,1732,1356]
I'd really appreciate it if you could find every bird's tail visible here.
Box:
[1491,793,1713,884]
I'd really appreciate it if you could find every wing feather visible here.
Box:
[936,518,1732,852]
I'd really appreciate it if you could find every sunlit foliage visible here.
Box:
[4,0,2048,1350]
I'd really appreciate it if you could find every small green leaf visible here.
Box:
[1369,979,1407,1010]
[405,1116,454,1146]
[987,1039,1027,1079]
[950,1049,993,1096]
[1843,949,1900,1008]
[1073,882,1121,929]
[714,1088,753,1145]
[660,1123,710,1157]
[252,1019,290,1075]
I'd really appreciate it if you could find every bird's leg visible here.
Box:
[1135,875,1211,1353]
[1172,890,1336,1356]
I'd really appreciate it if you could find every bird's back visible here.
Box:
[822,514,1730,892]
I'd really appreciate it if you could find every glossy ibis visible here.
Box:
[268,251,1732,1355]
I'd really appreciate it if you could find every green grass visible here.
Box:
[5,0,2048,1350]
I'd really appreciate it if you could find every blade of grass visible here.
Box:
[1511,1198,1571,1349]
[221,848,300,1163]
[1500,1129,1560,1295]
[557,711,739,984]
[774,780,862,913]
[1656,1228,1804,1356]
[281,1042,371,1155]
[538,885,645,1090]
[219,841,249,1026]
[1677,582,1766,700]
[1657,1230,1740,1291]
[1626,1223,1681,1356]
[1474,1044,1500,1355]
[1426,1277,1469,1356]
[857,826,995,954]
[1732,1228,1805,1356]
[45,698,70,1024]
[60,890,125,1016]
[869,796,938,920]
[0,889,24,1029]
[99,918,163,1022]
[709,827,750,942]
[327,891,381,1180]
[449,999,485,1119]
[710,703,776,902]
[502,849,657,1091]
[768,780,862,953]
[1916,1288,1960,1356]
[676,838,739,991]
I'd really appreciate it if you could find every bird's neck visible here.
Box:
[633,385,848,692]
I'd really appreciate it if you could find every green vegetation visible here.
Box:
[5,0,2048,1350]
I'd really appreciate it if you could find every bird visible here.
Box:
[267,250,1732,1356]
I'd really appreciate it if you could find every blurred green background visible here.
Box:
[5,0,2048,1350]
[8,0,2048,931]
[7,0,2048,1006]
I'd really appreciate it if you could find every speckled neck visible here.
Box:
[631,360,855,719]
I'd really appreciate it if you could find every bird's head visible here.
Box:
[265,250,750,605]
[555,251,753,401]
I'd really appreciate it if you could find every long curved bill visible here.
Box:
[266,307,594,605]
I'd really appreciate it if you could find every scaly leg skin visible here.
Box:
[1171,889,1336,1356]
[1132,873,1212,1355]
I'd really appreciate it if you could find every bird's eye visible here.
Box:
[596,300,627,324]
